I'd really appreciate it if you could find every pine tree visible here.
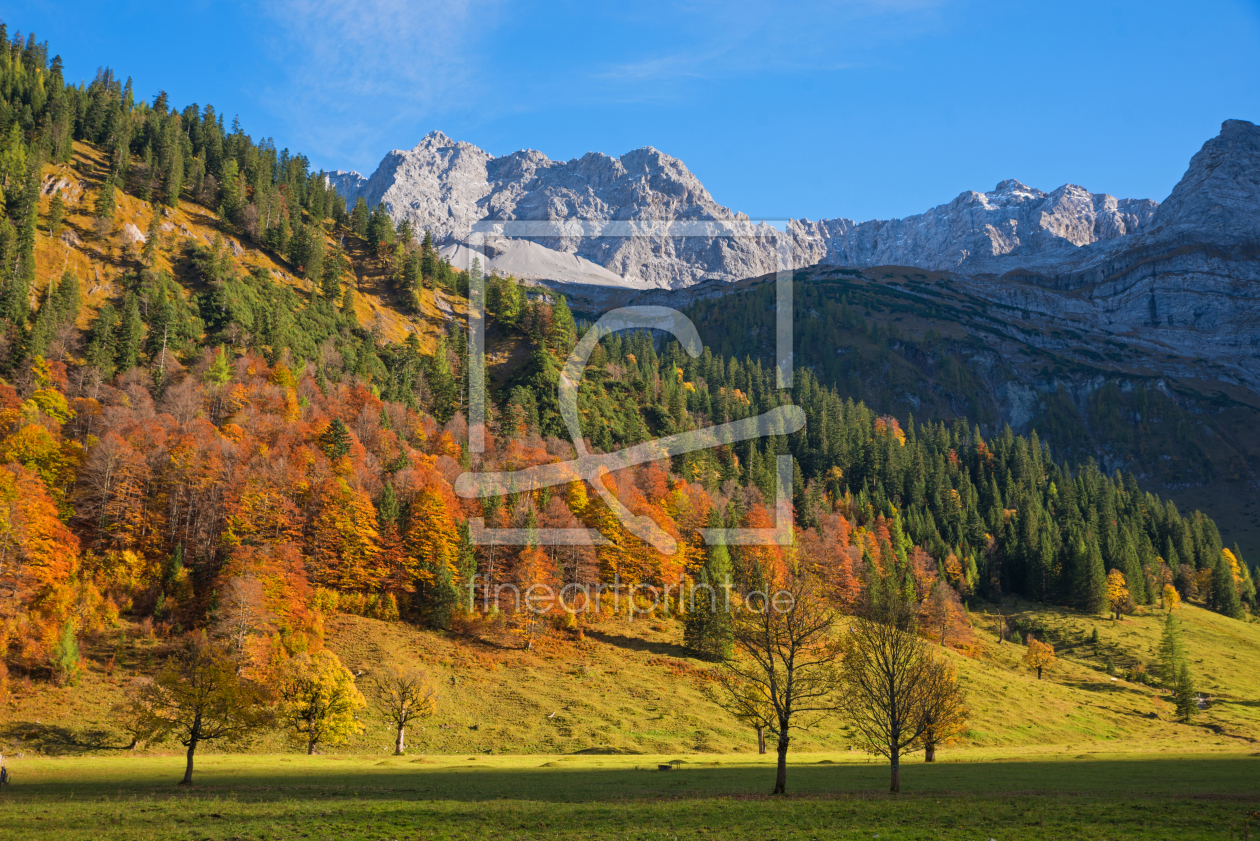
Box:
[1157,610,1183,686]
[141,210,161,266]
[1075,535,1107,614]
[86,303,120,377]
[1173,662,1198,722]
[95,172,117,224]
[48,192,65,237]
[207,344,232,385]
[319,419,352,460]
[1210,553,1243,618]
[684,511,734,661]
[52,618,82,686]
[350,197,369,239]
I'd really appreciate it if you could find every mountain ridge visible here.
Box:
[326,130,1200,286]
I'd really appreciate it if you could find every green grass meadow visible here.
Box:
[1,750,1258,840]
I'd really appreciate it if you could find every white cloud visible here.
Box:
[252,0,496,168]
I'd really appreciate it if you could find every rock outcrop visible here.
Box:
[329,132,782,288]
[795,180,1158,274]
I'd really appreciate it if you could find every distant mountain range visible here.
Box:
[330,120,1260,389]
[329,121,1255,289]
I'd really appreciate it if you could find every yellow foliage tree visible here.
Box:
[403,485,459,586]
[278,649,366,754]
[1162,583,1181,611]
[1105,569,1130,621]
[1023,636,1056,680]
[309,479,382,591]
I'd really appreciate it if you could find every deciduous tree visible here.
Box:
[913,656,968,762]
[714,571,840,795]
[837,579,934,793]
[370,666,437,755]
[1105,568,1130,620]
[1023,636,1056,680]
[278,649,366,754]
[126,633,271,785]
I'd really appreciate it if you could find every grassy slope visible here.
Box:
[3,603,1257,760]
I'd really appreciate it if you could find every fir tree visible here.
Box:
[1210,554,1243,619]
[684,510,734,661]
[1157,609,1183,686]
[1172,662,1198,722]
[319,418,352,460]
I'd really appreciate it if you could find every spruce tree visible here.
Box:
[319,418,352,460]
[48,192,65,237]
[1210,554,1243,619]
[1075,535,1107,614]
[350,196,369,238]
[1173,662,1198,722]
[95,171,116,224]
[115,293,145,372]
[683,511,734,661]
[1157,610,1183,686]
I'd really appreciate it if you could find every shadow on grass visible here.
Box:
[585,631,691,658]
[10,756,1260,804]
[0,721,128,756]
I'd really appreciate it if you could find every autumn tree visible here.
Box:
[370,666,437,755]
[919,580,969,650]
[513,543,558,650]
[405,484,460,628]
[126,633,271,785]
[837,578,936,793]
[913,656,968,762]
[1162,584,1180,612]
[278,650,367,754]
[713,571,840,795]
[1023,636,1056,680]
[1105,569,1130,620]
[214,576,273,669]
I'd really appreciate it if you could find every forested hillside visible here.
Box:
[0,27,1254,710]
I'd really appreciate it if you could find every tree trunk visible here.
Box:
[925,741,936,763]
[890,748,901,793]
[1037,666,1043,680]
[180,737,197,786]
[756,726,766,755]
[307,738,317,756]
[773,731,790,795]
[395,725,405,756]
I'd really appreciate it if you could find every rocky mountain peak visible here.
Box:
[329,122,1260,285]
[1151,119,1260,237]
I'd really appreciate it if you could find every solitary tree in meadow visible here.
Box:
[371,667,438,755]
[126,633,271,785]
[279,650,367,754]
[1023,636,1056,680]
[1162,584,1180,612]
[1173,662,1199,722]
[713,571,841,795]
[837,577,937,793]
[913,656,969,763]
[1158,609,1185,687]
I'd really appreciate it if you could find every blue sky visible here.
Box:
[9,1,1260,221]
